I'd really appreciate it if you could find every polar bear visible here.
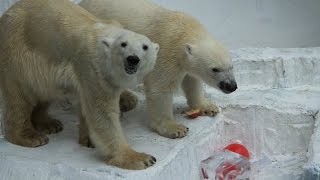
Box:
[0,0,159,170]
[80,0,238,139]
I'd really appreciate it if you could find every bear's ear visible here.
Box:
[153,43,159,52]
[185,44,194,56]
[102,37,115,48]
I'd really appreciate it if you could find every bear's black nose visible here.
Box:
[219,80,237,94]
[126,55,140,66]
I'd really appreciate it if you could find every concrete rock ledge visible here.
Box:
[230,47,320,89]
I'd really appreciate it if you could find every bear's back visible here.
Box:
[79,0,207,51]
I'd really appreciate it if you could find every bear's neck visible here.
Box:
[67,26,100,61]
[43,20,101,63]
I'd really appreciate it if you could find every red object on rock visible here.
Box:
[186,109,201,119]
[224,143,250,159]
[200,142,251,180]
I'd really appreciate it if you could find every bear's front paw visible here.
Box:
[119,90,138,112]
[197,103,219,117]
[106,149,156,170]
[79,134,95,148]
[151,122,189,139]
[6,128,49,147]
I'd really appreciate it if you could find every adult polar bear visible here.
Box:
[0,0,159,169]
[80,0,237,139]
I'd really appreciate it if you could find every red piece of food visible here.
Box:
[185,109,201,119]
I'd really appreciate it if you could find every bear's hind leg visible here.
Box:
[2,83,49,147]
[31,102,63,134]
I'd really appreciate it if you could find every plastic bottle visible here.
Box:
[200,143,251,180]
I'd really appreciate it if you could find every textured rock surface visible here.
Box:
[231,48,320,89]
[304,113,320,179]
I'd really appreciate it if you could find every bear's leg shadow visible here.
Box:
[31,102,63,134]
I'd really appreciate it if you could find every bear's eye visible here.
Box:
[212,68,220,73]
[143,44,148,51]
[121,42,127,48]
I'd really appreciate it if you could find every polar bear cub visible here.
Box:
[80,0,237,138]
[0,0,159,170]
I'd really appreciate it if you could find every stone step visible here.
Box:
[206,88,320,179]
[304,112,320,179]
[0,88,319,180]
[230,48,320,89]
[206,88,320,157]
[0,98,225,180]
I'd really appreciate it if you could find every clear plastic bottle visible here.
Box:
[200,143,251,180]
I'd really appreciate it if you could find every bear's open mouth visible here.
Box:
[124,64,138,75]
[221,89,233,94]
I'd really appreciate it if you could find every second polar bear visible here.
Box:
[0,0,159,169]
[80,0,238,139]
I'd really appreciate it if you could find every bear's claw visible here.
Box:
[152,122,189,139]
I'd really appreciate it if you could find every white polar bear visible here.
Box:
[80,0,237,139]
[0,0,159,170]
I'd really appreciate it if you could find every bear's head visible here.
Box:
[100,30,159,87]
[184,38,237,94]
